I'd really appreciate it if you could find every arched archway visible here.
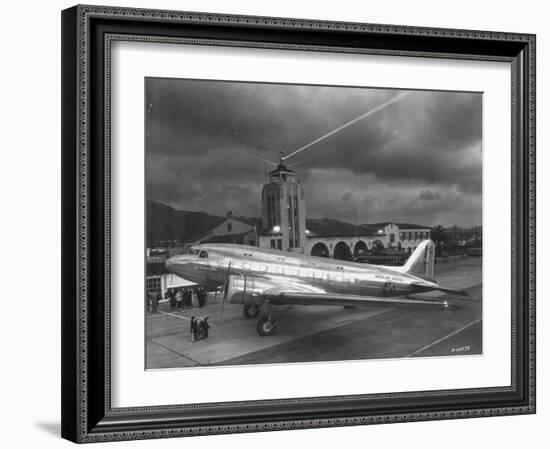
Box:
[353,240,368,258]
[372,239,385,253]
[311,242,329,258]
[334,241,353,261]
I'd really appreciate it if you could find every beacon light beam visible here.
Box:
[282,91,411,162]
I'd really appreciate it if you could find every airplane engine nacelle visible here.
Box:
[224,274,268,305]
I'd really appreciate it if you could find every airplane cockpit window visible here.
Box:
[199,250,209,259]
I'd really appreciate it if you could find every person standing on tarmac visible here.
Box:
[151,291,159,313]
[201,316,210,338]
[175,288,183,309]
[190,316,197,342]
[184,288,192,308]
[146,292,152,311]
[168,289,177,310]
[197,287,207,308]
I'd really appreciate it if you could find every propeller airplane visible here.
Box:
[165,240,468,336]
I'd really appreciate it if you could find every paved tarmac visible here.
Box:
[146,257,482,369]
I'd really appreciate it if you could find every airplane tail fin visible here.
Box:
[399,239,435,280]
[398,240,470,297]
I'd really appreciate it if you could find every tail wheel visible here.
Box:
[256,315,278,336]
[243,304,260,319]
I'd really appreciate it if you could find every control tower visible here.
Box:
[261,160,306,253]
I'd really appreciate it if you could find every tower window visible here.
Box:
[227,222,232,232]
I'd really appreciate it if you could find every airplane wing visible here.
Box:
[225,274,450,308]
[263,289,450,308]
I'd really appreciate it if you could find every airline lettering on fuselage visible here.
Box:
[374,274,405,283]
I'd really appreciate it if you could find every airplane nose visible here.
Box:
[165,254,192,274]
[165,255,180,272]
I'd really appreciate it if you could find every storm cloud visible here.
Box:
[146,78,482,227]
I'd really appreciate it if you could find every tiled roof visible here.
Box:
[306,218,378,237]
[396,222,431,230]
[230,216,263,228]
[200,232,252,244]
[363,222,430,230]
[191,216,265,240]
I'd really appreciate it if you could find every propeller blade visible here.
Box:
[220,262,231,317]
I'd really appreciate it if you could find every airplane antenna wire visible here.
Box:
[250,154,278,166]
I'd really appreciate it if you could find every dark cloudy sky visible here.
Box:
[146,78,482,227]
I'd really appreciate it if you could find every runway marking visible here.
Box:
[406,318,482,357]
[147,312,170,318]
[148,339,200,365]
[157,310,191,320]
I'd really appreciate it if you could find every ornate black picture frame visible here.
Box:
[61,4,536,443]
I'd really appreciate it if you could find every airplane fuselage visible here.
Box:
[165,243,441,301]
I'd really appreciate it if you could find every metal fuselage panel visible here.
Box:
[165,244,437,301]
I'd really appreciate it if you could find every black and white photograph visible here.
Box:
[54,2,538,444]
[145,78,483,369]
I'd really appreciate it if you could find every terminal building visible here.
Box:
[187,161,432,260]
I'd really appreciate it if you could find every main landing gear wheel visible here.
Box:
[256,314,278,336]
[243,304,260,319]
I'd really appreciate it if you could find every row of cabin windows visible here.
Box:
[196,250,350,280]
[197,255,354,282]
[228,261,354,282]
